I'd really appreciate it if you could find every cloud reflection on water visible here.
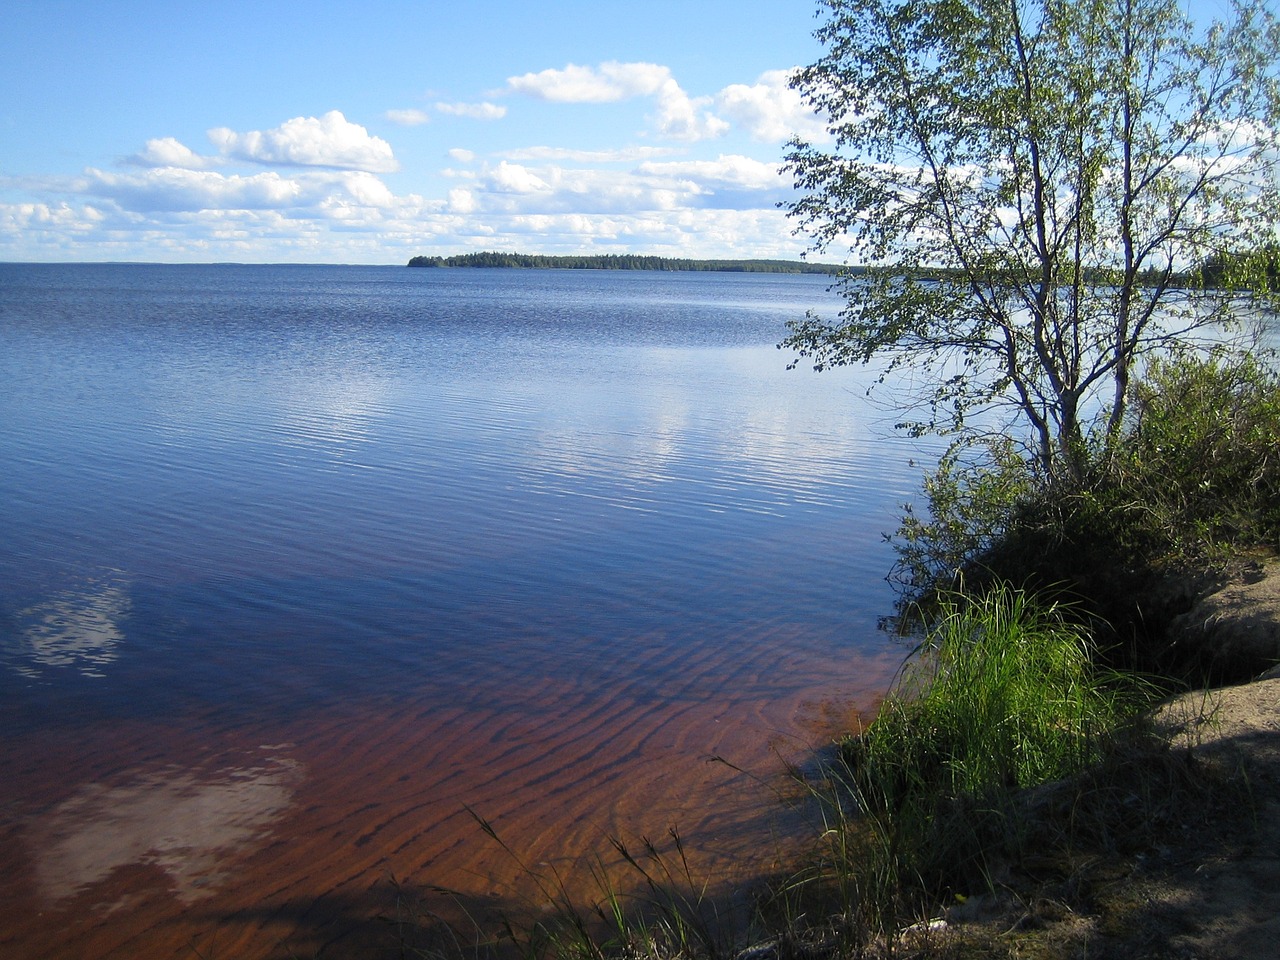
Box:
[28,753,302,907]
[7,574,131,679]
[515,344,904,520]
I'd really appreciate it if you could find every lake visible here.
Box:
[0,264,925,959]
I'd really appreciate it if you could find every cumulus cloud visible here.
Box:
[128,137,219,170]
[82,167,302,212]
[0,201,105,250]
[435,101,507,120]
[635,155,792,210]
[500,62,831,143]
[207,111,398,173]
[0,188,804,263]
[638,155,784,190]
[1199,117,1279,155]
[506,61,671,103]
[385,108,430,126]
[328,171,396,207]
[434,151,790,219]
[503,145,681,163]
[505,61,728,142]
[79,166,400,214]
[448,187,477,214]
[0,70,822,262]
[715,69,829,143]
[652,85,729,142]
[441,206,800,260]
[487,161,551,194]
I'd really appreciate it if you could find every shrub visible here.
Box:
[891,435,1038,605]
[1123,350,1280,556]
[891,350,1280,672]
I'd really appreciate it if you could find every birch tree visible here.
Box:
[783,0,1280,479]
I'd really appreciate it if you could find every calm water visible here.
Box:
[0,264,923,958]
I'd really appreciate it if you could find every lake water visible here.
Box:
[0,264,925,959]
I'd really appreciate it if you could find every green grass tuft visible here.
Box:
[784,587,1150,942]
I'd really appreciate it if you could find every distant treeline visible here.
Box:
[407,251,847,274]
[407,249,1278,290]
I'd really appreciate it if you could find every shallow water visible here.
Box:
[0,264,924,958]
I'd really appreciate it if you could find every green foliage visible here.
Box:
[892,436,1040,602]
[893,351,1280,673]
[794,587,1141,936]
[1123,350,1280,553]
[879,589,1127,794]
[784,0,1280,479]
[1193,244,1280,293]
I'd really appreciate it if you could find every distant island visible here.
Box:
[406,251,1280,290]
[407,251,850,274]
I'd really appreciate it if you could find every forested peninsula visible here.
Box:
[407,251,848,274]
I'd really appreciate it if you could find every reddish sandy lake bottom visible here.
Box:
[0,628,899,960]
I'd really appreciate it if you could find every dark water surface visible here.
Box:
[0,264,922,958]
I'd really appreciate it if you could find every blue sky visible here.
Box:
[0,0,830,263]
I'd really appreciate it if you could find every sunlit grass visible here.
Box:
[781,586,1152,943]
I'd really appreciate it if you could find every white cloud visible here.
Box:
[1,201,98,231]
[638,155,784,191]
[436,152,789,219]
[207,111,398,173]
[503,145,681,163]
[651,83,729,142]
[716,69,829,143]
[78,166,403,215]
[1200,117,1279,155]
[332,171,396,207]
[448,187,477,214]
[0,68,823,263]
[83,167,303,212]
[505,61,728,143]
[441,207,801,259]
[0,191,807,263]
[487,161,551,194]
[435,101,507,120]
[129,137,218,170]
[385,108,430,126]
[506,61,671,103]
